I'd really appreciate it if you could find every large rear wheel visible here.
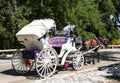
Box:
[11,49,34,74]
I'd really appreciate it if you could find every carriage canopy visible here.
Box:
[16,19,56,39]
[16,19,56,50]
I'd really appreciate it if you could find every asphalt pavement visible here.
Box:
[0,49,120,83]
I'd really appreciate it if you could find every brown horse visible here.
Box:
[83,37,108,65]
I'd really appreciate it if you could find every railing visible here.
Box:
[101,45,120,49]
[0,49,17,53]
[0,49,17,56]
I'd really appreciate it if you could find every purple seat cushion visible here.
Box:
[51,37,68,47]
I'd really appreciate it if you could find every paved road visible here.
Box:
[0,49,120,83]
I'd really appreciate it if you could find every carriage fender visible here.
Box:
[61,50,71,65]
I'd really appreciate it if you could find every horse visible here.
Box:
[83,37,108,65]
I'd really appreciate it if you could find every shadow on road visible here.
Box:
[0,67,63,80]
[98,63,120,82]
[99,50,120,61]
[84,50,120,64]
[0,68,43,80]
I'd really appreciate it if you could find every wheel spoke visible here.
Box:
[15,60,23,68]
[15,64,21,71]
[46,66,49,75]
[44,66,47,76]
[40,66,45,75]
[47,65,52,73]
[37,63,44,68]
[17,64,22,71]
[38,65,44,72]
[51,59,56,63]
[48,63,54,70]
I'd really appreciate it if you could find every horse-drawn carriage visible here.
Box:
[11,19,84,78]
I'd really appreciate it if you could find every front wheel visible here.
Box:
[36,48,58,78]
[72,51,84,70]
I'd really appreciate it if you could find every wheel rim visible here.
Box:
[11,49,33,74]
[36,48,58,78]
[73,52,84,70]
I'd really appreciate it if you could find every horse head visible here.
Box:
[83,38,91,50]
[99,37,109,48]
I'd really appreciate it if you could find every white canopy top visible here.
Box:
[15,19,56,50]
[16,19,56,38]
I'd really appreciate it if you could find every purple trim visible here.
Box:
[34,50,40,59]
[51,37,68,47]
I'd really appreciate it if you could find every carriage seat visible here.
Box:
[51,37,68,47]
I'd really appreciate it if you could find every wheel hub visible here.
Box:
[44,59,50,65]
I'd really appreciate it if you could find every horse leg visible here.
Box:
[92,52,100,64]
[97,52,100,62]
[84,54,87,65]
[92,51,97,65]
[95,48,100,63]
[92,54,95,65]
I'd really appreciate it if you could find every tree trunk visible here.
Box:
[13,0,18,48]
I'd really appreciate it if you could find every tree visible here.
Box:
[95,0,120,39]
[0,0,15,49]
[74,0,107,38]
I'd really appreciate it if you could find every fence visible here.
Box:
[0,49,16,56]
[101,45,120,49]
[0,49,17,53]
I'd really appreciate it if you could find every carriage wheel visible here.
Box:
[36,48,58,78]
[72,51,84,70]
[11,49,34,74]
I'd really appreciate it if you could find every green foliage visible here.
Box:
[0,0,120,49]
[107,23,120,41]
[74,0,107,37]
[111,38,120,45]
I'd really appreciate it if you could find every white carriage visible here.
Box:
[11,19,84,78]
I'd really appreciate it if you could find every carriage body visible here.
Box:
[12,19,84,78]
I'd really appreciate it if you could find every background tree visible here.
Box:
[0,0,15,49]
[0,0,120,49]
[74,0,107,38]
[95,0,120,40]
